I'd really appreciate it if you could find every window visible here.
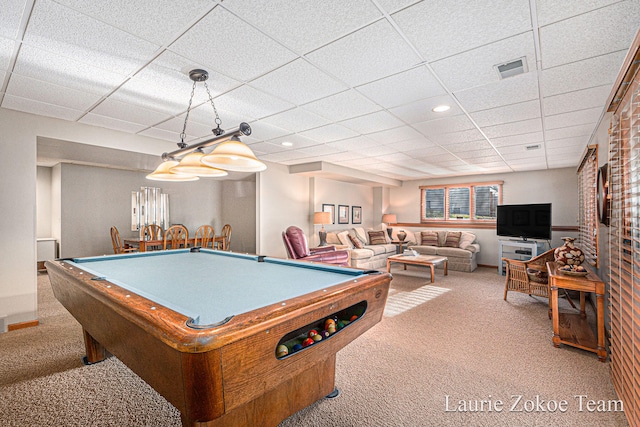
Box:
[420,181,502,224]
[576,145,598,267]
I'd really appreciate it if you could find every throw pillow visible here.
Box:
[420,231,438,246]
[368,230,387,245]
[352,227,368,244]
[326,232,341,245]
[348,234,363,249]
[526,268,548,284]
[443,231,461,248]
[458,232,476,250]
[337,231,354,248]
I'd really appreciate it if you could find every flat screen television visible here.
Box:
[496,203,552,241]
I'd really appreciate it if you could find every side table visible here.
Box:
[546,262,606,362]
[391,240,409,254]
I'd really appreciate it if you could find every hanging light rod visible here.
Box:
[147,68,267,181]
[161,122,252,161]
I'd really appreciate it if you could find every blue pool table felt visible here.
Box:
[68,249,364,326]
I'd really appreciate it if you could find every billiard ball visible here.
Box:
[350,315,358,321]
[302,337,314,347]
[308,329,318,338]
[312,334,322,342]
[337,320,345,329]
[325,319,335,329]
[327,324,336,334]
[276,345,288,358]
[292,343,303,352]
[320,330,330,339]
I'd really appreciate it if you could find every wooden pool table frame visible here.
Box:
[46,256,391,426]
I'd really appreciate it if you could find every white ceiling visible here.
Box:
[2,0,639,182]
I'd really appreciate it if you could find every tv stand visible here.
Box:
[498,239,546,275]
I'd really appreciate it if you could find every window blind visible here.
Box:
[577,145,598,267]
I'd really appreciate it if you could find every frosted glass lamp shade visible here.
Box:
[201,139,267,172]
[170,151,228,177]
[147,160,199,181]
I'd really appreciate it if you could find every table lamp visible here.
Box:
[314,212,332,246]
[382,214,397,239]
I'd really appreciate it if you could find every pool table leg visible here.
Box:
[82,328,110,364]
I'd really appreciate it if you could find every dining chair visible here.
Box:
[164,225,189,250]
[220,224,232,251]
[195,225,215,249]
[143,224,164,251]
[110,226,136,254]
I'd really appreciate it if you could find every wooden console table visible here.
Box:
[546,262,606,362]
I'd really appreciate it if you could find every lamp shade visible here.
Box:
[314,211,331,225]
[201,138,267,172]
[382,214,397,224]
[146,160,199,181]
[170,151,228,177]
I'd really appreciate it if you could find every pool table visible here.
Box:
[46,248,391,426]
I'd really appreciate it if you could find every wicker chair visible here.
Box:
[503,248,556,301]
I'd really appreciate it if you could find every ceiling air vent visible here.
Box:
[525,144,541,151]
[495,57,528,79]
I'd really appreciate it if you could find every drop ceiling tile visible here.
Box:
[541,51,626,98]
[152,115,215,141]
[306,19,421,87]
[546,124,595,141]
[445,141,494,153]
[213,85,294,122]
[498,143,546,156]
[91,98,172,126]
[261,150,311,163]
[0,37,15,70]
[13,45,126,94]
[186,102,247,131]
[340,157,384,167]
[1,0,28,39]
[377,0,420,14]
[6,74,103,111]
[413,114,476,136]
[303,90,380,122]
[545,136,587,151]
[81,113,150,134]
[405,148,452,161]
[243,141,289,155]
[24,0,159,75]
[432,32,536,93]
[544,107,602,130]
[455,151,502,162]
[340,111,404,134]
[502,151,546,161]
[110,51,240,116]
[54,0,212,45]
[224,0,382,54]
[539,1,640,68]
[454,72,539,112]
[265,134,322,149]
[511,163,550,171]
[299,124,359,143]
[543,85,611,116]
[427,129,485,145]
[389,95,462,124]
[261,108,330,133]
[536,0,620,26]
[250,59,347,105]
[386,138,436,151]
[367,126,425,144]
[490,132,544,147]
[327,135,384,151]
[321,151,364,163]
[243,121,292,142]
[297,144,344,156]
[470,100,541,127]
[356,66,446,108]
[349,144,398,157]
[2,94,82,121]
[393,0,532,61]
[483,118,543,138]
[169,6,297,82]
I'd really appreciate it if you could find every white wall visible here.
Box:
[388,167,579,267]
[36,166,52,238]
[221,180,256,254]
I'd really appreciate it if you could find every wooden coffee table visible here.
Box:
[386,254,448,283]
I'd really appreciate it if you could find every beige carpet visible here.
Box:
[0,267,628,426]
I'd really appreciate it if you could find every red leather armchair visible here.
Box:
[282,226,350,266]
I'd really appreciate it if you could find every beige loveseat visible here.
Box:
[404,229,480,272]
[325,227,396,270]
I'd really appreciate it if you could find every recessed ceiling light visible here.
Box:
[432,105,450,113]
[281,141,293,147]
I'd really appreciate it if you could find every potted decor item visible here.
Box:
[397,230,407,242]
[554,237,585,266]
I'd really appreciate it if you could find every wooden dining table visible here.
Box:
[124,236,226,252]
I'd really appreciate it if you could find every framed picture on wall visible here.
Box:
[322,203,335,224]
[352,206,362,224]
[338,205,349,224]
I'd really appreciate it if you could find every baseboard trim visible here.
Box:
[8,320,39,331]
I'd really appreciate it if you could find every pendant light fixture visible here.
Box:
[146,69,266,181]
